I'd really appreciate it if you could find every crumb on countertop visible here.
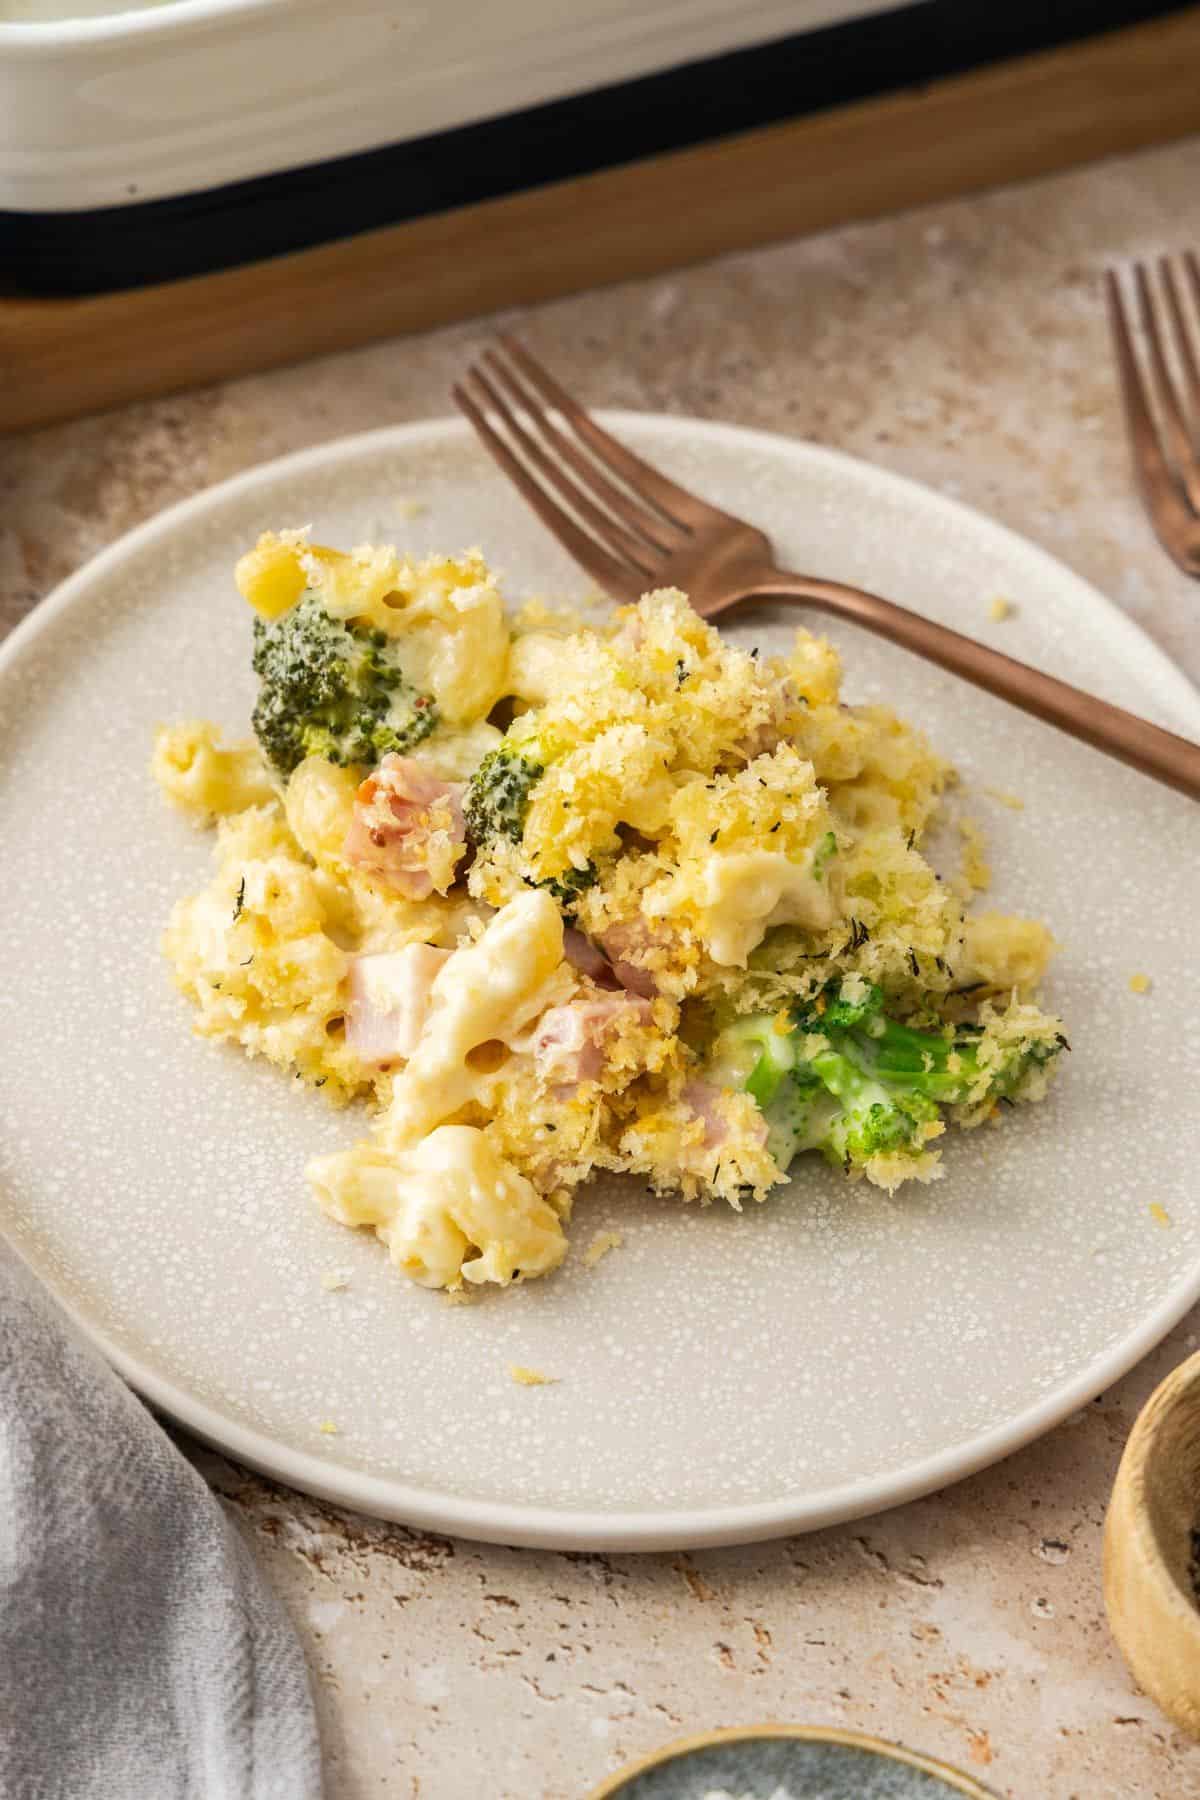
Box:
[443,1288,475,1307]
[1150,1203,1172,1228]
[508,1364,559,1387]
[318,1420,339,1435]
[395,495,428,519]
[584,1230,624,1268]
[983,786,1025,811]
[989,597,1015,621]
[1129,973,1152,994]
[320,1270,350,1292]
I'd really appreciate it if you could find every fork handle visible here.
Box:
[755,571,1200,802]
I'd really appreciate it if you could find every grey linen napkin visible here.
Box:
[0,1245,323,1800]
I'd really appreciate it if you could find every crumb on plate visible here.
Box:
[989,597,1015,621]
[584,1230,624,1268]
[983,786,1025,811]
[954,817,992,897]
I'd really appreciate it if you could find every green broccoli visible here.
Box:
[810,829,838,881]
[250,592,438,775]
[538,861,599,920]
[708,977,1065,1177]
[463,714,568,848]
[463,725,600,918]
[463,744,545,846]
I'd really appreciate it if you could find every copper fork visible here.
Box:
[1107,254,1200,576]
[453,337,1200,802]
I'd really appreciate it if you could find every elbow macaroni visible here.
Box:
[382,889,570,1146]
[152,721,276,820]
[309,1125,567,1289]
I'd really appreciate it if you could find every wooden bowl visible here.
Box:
[1104,1349,1200,1738]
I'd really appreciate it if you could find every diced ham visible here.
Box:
[598,921,660,999]
[609,957,657,1000]
[681,1079,768,1152]
[534,1006,605,1087]
[345,943,451,1064]
[562,928,619,988]
[343,755,466,899]
[681,1079,729,1148]
[533,993,653,1090]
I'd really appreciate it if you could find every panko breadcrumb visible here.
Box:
[954,817,992,898]
[983,786,1025,811]
[509,1365,559,1386]
[584,1231,624,1268]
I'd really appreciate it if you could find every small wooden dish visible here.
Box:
[1104,1349,1200,1739]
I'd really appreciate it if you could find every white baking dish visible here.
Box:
[0,0,905,214]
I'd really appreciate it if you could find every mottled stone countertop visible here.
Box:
[6,137,1200,1800]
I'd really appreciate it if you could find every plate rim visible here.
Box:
[585,1722,999,1797]
[3,410,1199,1552]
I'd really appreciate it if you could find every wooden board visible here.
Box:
[5,7,1200,434]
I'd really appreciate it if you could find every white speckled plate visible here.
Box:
[2,416,1198,1551]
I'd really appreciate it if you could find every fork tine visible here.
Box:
[482,347,687,553]
[1134,261,1200,501]
[497,333,726,530]
[1107,269,1163,466]
[465,360,659,575]
[1106,268,1199,567]
[1184,249,1200,336]
[452,382,643,599]
[1159,255,1200,419]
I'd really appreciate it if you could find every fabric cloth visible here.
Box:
[0,1244,323,1800]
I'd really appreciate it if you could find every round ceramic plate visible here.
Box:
[588,1725,996,1797]
[1,416,1198,1551]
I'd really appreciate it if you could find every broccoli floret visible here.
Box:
[250,593,438,775]
[463,730,600,918]
[463,745,545,845]
[709,976,1065,1178]
[463,712,571,848]
[538,861,599,921]
[711,1012,800,1108]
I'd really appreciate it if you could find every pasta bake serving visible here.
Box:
[153,533,1067,1292]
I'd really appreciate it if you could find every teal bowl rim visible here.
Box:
[587,1723,999,1798]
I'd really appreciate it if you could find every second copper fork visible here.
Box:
[1107,253,1200,576]
[455,336,1200,802]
